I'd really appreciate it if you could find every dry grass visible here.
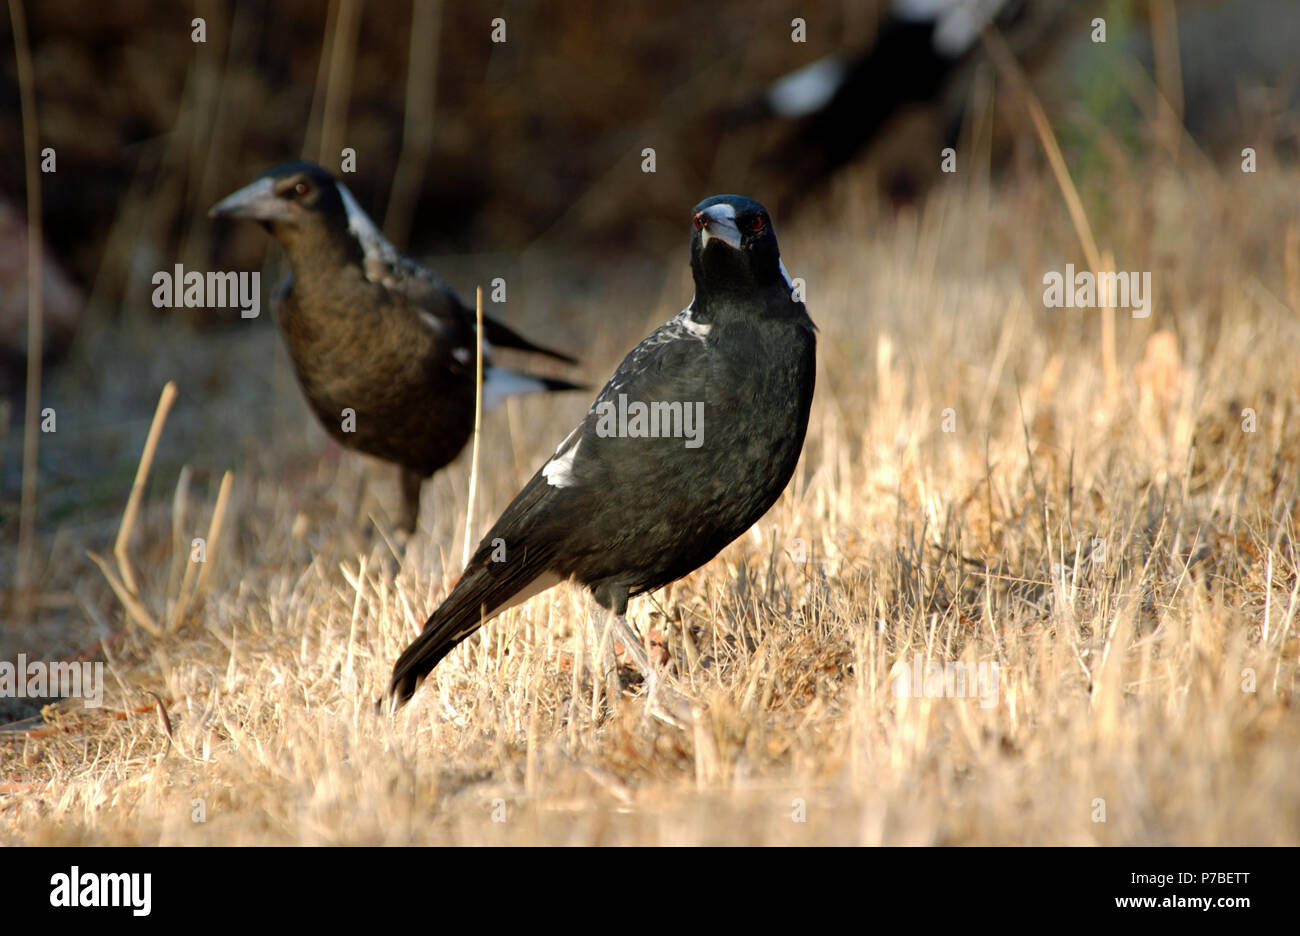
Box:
[3,158,1299,845]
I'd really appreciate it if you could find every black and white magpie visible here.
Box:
[737,0,1033,196]
[209,161,584,532]
[387,194,816,707]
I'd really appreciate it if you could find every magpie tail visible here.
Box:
[387,583,492,705]
[483,316,580,365]
[387,608,472,706]
[386,549,554,706]
[531,375,587,393]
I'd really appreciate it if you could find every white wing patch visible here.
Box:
[767,56,847,118]
[542,426,582,487]
[892,0,955,17]
[419,310,446,334]
[892,0,1005,57]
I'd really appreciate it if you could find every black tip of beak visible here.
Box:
[208,177,286,223]
[208,198,244,221]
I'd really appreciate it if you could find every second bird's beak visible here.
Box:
[695,206,742,251]
[209,177,290,222]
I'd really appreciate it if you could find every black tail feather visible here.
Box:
[483,316,580,365]
[388,462,565,708]
[531,375,588,394]
[387,543,557,706]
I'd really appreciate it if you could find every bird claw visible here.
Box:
[593,609,695,728]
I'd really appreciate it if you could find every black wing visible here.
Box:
[360,244,579,366]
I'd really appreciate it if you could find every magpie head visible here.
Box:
[209,161,348,242]
[689,194,785,298]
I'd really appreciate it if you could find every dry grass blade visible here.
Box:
[86,551,162,637]
[145,690,173,759]
[193,470,234,596]
[1149,0,1184,161]
[383,0,441,244]
[981,26,1116,394]
[171,469,234,630]
[314,0,360,165]
[10,0,43,623]
[114,382,178,601]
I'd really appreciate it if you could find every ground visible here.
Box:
[3,159,1299,845]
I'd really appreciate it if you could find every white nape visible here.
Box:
[337,181,399,269]
[779,259,796,293]
[766,56,847,119]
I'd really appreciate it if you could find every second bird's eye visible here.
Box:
[750,215,765,232]
[293,181,311,197]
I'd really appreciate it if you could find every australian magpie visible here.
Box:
[209,161,584,532]
[726,0,1052,202]
[387,194,816,707]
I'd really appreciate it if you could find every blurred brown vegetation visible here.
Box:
[0,0,880,302]
[3,0,1294,338]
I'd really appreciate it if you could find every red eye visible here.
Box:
[693,212,705,230]
[750,215,765,232]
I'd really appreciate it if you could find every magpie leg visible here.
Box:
[612,614,653,672]
[588,586,693,728]
[590,604,623,719]
[625,619,694,729]
[399,469,423,534]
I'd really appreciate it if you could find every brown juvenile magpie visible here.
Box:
[209,161,584,532]
[388,194,816,707]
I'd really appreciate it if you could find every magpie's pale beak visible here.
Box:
[695,206,742,250]
[209,177,290,221]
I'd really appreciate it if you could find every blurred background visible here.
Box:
[3,0,1296,342]
[1,0,1298,646]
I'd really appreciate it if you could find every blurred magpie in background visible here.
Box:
[210,161,584,533]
